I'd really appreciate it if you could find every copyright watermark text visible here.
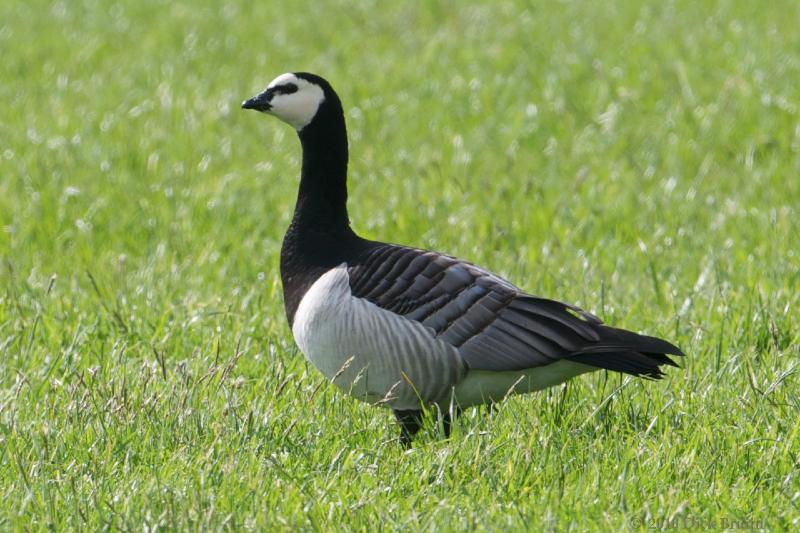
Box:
[631,515,766,530]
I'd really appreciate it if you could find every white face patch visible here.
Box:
[264,73,325,130]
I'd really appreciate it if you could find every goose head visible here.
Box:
[242,72,338,131]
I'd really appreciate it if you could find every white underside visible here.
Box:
[292,264,596,410]
[451,361,594,407]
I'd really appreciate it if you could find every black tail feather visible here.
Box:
[566,325,684,378]
[568,351,678,378]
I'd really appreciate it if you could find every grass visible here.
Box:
[1,0,798,529]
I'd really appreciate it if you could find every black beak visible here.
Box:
[242,90,272,112]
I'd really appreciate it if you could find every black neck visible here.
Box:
[280,94,373,325]
[291,103,351,232]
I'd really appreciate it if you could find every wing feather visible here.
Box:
[348,243,684,377]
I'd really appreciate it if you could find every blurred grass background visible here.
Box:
[1,0,798,529]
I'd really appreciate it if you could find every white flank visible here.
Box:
[265,73,325,130]
[292,264,598,410]
[292,264,466,410]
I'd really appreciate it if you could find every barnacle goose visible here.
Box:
[242,72,684,445]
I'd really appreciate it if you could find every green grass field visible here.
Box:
[2,0,798,529]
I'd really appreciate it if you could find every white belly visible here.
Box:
[291,264,466,410]
[452,360,595,407]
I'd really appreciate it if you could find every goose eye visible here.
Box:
[279,83,298,95]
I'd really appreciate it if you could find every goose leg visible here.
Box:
[394,409,423,447]
[394,407,463,446]
[441,406,462,438]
